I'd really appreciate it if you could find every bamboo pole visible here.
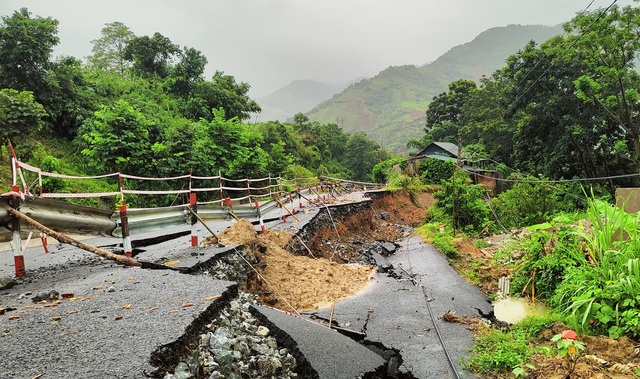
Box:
[4,206,141,267]
[274,198,300,222]
[328,302,335,329]
[186,206,220,242]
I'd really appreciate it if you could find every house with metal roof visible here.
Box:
[408,142,499,194]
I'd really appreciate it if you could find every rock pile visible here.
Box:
[165,292,298,379]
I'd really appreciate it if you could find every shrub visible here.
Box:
[551,198,640,338]
[372,157,407,183]
[510,221,584,300]
[432,170,490,234]
[419,158,456,184]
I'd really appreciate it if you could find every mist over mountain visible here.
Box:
[256,79,363,123]
[304,24,565,152]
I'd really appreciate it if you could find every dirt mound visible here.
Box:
[218,219,258,245]
[218,221,374,312]
[372,190,434,227]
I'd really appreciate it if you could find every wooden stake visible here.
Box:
[186,206,221,241]
[275,198,300,222]
[4,206,141,267]
[328,302,335,329]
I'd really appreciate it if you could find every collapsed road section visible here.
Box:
[1,190,491,378]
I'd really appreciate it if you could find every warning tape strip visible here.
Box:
[40,191,121,198]
[121,189,190,195]
[190,187,223,193]
[190,175,221,180]
[320,175,381,187]
[18,161,121,179]
[120,173,191,181]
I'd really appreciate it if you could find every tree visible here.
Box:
[42,56,97,138]
[425,79,477,136]
[566,4,640,172]
[80,99,157,174]
[0,8,59,93]
[87,21,135,73]
[123,32,180,78]
[168,47,207,97]
[0,88,46,145]
[344,132,385,181]
[184,71,260,121]
[409,79,478,150]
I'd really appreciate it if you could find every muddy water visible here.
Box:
[493,297,548,324]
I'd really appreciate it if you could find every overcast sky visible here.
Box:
[1,0,636,97]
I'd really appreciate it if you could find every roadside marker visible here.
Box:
[190,192,198,247]
[40,232,49,254]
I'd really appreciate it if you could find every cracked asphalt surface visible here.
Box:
[0,192,493,378]
[0,263,235,378]
[310,236,492,379]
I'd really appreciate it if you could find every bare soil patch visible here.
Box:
[215,191,434,311]
[218,219,374,311]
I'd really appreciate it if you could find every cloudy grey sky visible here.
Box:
[1,0,636,97]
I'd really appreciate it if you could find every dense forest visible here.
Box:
[0,8,388,196]
[409,3,640,191]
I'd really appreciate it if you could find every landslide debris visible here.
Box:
[218,219,374,311]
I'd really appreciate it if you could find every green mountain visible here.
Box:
[306,24,565,152]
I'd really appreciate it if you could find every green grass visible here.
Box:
[465,314,563,375]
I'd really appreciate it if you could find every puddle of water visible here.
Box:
[493,297,548,324]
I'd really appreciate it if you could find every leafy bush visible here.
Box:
[491,178,608,229]
[419,158,456,184]
[371,157,406,183]
[466,314,562,375]
[430,170,490,233]
[551,199,640,338]
[510,221,584,300]
[415,223,459,259]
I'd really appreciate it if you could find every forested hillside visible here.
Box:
[306,24,563,151]
[0,9,388,203]
[415,3,640,188]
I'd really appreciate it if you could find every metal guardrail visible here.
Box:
[0,196,290,241]
[1,181,381,242]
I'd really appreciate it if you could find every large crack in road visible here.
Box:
[0,191,491,378]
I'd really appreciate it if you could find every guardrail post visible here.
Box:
[40,232,49,254]
[288,192,296,214]
[224,197,232,221]
[190,192,198,247]
[10,185,25,277]
[119,202,133,257]
[276,193,286,221]
[255,201,265,233]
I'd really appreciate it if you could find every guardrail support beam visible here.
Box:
[10,186,25,277]
[190,192,198,246]
[119,203,133,257]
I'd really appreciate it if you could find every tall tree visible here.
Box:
[43,56,97,138]
[87,21,135,74]
[567,4,640,172]
[184,71,260,121]
[0,8,59,93]
[409,79,477,149]
[123,32,180,78]
[168,47,207,97]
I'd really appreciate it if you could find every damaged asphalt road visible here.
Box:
[309,236,492,379]
[1,192,494,378]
